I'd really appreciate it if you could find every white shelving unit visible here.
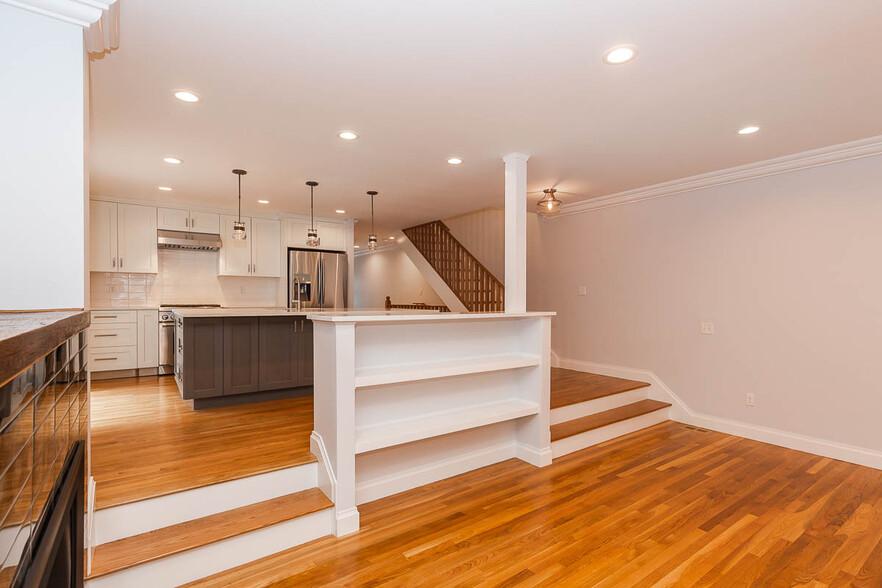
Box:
[309,311,554,537]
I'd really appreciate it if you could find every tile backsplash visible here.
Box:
[90,250,280,308]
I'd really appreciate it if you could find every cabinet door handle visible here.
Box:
[120,257,124,268]
[185,217,189,227]
[112,257,116,267]
[95,357,117,361]
[94,315,117,319]
[94,334,117,337]
[191,217,196,228]
[252,263,256,274]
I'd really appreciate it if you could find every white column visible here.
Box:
[503,152,530,313]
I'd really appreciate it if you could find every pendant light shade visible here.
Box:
[367,191,378,250]
[537,188,562,217]
[306,181,320,247]
[232,169,247,240]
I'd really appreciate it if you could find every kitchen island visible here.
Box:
[172,308,318,408]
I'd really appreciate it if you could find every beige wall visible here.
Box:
[528,154,882,451]
[354,246,445,309]
[443,208,505,281]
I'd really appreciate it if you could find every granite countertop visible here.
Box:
[0,310,90,388]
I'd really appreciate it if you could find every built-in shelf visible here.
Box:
[354,353,540,388]
[355,398,539,454]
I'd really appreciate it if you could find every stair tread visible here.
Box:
[551,368,651,409]
[551,399,671,442]
[88,488,332,579]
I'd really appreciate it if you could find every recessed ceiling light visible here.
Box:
[602,45,638,65]
[738,125,760,135]
[447,157,463,165]
[335,209,346,214]
[258,200,269,204]
[388,236,396,240]
[338,131,358,140]
[163,157,182,164]
[354,245,361,249]
[158,186,173,191]
[173,90,200,103]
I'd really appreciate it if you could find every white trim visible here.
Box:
[310,432,336,503]
[557,136,882,217]
[514,443,553,467]
[85,509,332,588]
[334,507,360,537]
[93,463,318,545]
[354,441,515,505]
[550,386,649,425]
[557,357,882,470]
[550,350,560,368]
[552,409,670,459]
[0,0,113,27]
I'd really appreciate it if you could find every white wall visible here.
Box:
[528,154,882,452]
[90,249,278,308]
[443,208,504,281]
[354,247,444,309]
[0,5,86,310]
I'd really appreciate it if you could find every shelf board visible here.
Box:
[355,353,540,388]
[355,398,539,454]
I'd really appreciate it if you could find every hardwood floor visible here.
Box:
[185,422,882,587]
[550,367,650,409]
[90,376,314,510]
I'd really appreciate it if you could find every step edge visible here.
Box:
[88,490,333,579]
[550,401,672,442]
[550,380,651,410]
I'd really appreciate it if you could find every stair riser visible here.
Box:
[551,387,650,425]
[94,462,318,546]
[552,409,670,459]
[86,508,333,588]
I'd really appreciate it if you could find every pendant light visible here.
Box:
[306,181,320,247]
[367,191,378,250]
[536,188,562,217]
[232,169,247,240]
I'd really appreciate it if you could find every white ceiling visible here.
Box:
[89,0,882,243]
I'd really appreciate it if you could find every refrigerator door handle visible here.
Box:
[317,255,325,307]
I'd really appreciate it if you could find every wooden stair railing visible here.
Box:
[384,296,450,312]
[402,220,504,313]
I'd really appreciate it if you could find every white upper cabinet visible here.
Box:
[286,217,345,251]
[157,207,190,231]
[251,218,281,277]
[218,215,252,276]
[90,200,118,272]
[158,207,220,234]
[189,210,220,233]
[219,215,281,277]
[117,203,158,273]
[90,201,157,274]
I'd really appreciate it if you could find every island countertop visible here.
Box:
[170,307,441,319]
[306,310,556,323]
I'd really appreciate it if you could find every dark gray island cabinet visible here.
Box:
[174,313,313,408]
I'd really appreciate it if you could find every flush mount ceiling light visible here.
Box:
[602,45,638,65]
[335,209,346,214]
[163,157,182,164]
[173,90,200,103]
[158,186,173,191]
[306,181,320,247]
[536,188,562,217]
[338,131,358,140]
[447,157,463,165]
[258,199,269,204]
[367,190,379,250]
[738,125,760,135]
[232,169,247,240]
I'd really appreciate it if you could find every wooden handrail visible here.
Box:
[402,221,504,313]
[385,296,450,312]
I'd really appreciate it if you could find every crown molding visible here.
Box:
[1,0,119,53]
[557,135,882,217]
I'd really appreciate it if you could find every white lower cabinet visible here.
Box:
[90,310,159,372]
[138,310,159,368]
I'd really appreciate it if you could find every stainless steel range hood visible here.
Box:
[157,229,223,251]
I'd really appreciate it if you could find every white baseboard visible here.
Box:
[550,350,560,368]
[552,409,670,459]
[557,357,882,470]
[93,462,318,545]
[85,509,333,588]
[355,441,515,505]
[334,507,360,537]
[310,432,336,503]
[515,442,553,467]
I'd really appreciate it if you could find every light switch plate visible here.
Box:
[700,322,714,335]
[745,392,756,406]
[577,286,587,296]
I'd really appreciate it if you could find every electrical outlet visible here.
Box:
[240,286,246,294]
[745,392,756,407]
[577,286,587,296]
[700,322,714,335]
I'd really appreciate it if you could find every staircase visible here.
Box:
[550,368,671,458]
[86,463,334,587]
[403,220,504,313]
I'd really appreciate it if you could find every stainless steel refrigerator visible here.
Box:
[288,249,348,310]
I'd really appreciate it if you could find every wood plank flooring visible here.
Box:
[184,422,882,587]
[90,376,314,510]
[550,367,650,409]
[89,488,332,579]
[550,398,671,441]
